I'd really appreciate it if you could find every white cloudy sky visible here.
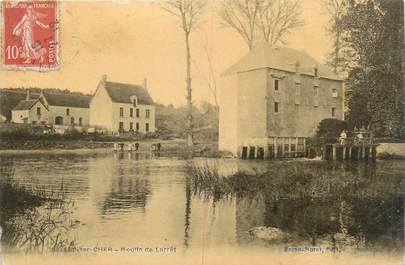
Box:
[1,0,333,106]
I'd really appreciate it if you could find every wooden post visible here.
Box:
[342,146,347,160]
[349,146,352,160]
[371,145,377,161]
[332,144,337,160]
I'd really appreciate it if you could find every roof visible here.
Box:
[104,81,154,105]
[42,92,91,108]
[13,100,39,110]
[222,43,342,81]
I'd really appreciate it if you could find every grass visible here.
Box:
[0,158,78,253]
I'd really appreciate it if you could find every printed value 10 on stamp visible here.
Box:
[2,1,59,71]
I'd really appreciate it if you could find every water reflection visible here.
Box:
[189,160,405,252]
[0,153,403,255]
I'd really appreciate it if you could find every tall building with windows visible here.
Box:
[219,43,344,158]
[89,75,155,134]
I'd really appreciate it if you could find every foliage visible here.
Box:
[0,158,78,252]
[334,0,405,138]
[155,101,218,142]
[187,161,405,248]
[309,118,348,148]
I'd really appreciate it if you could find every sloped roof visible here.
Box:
[42,92,91,108]
[222,43,342,81]
[104,81,154,105]
[13,100,38,110]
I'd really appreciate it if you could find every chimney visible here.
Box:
[26,90,31,100]
[143,78,148,90]
[101,74,107,86]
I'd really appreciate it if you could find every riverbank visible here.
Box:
[0,138,221,157]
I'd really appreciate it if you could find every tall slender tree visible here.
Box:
[161,0,205,147]
[322,0,347,74]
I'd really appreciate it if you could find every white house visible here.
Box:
[12,96,50,124]
[39,92,91,127]
[11,90,91,127]
[89,75,156,134]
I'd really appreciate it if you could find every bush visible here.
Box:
[309,119,348,148]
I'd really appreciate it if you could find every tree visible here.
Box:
[161,0,205,147]
[257,0,304,45]
[340,0,404,138]
[219,0,262,50]
[322,0,347,74]
[219,0,303,50]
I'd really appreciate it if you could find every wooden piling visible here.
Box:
[342,146,346,160]
[332,145,337,160]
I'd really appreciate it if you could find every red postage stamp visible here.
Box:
[2,1,59,71]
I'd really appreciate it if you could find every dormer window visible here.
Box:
[130,96,138,107]
[314,67,318,77]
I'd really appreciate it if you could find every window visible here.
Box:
[332,88,338,98]
[120,107,124,117]
[70,117,75,125]
[274,102,279,113]
[145,123,149,132]
[274,80,279,91]
[37,107,41,115]
[145,109,150,119]
[136,122,139,131]
[133,98,137,107]
[291,144,296,152]
[130,122,133,130]
[313,86,318,96]
[332,107,336,117]
[314,67,318,77]
[32,121,37,125]
[130,108,134,117]
[79,117,82,126]
[119,122,124,132]
[66,108,70,116]
[136,108,140,118]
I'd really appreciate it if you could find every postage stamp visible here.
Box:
[2,1,59,71]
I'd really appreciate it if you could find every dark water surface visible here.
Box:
[0,152,403,255]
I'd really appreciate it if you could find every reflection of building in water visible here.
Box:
[235,198,265,244]
[101,176,150,214]
[234,191,404,249]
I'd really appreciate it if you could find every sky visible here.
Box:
[0,0,333,106]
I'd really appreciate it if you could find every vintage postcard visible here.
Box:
[0,0,404,265]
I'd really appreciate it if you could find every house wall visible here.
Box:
[89,84,114,131]
[237,69,268,148]
[112,103,156,133]
[218,67,344,157]
[12,101,49,124]
[48,105,89,126]
[12,110,29,123]
[218,74,239,155]
[266,68,343,138]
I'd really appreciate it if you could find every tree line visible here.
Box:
[324,0,404,138]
